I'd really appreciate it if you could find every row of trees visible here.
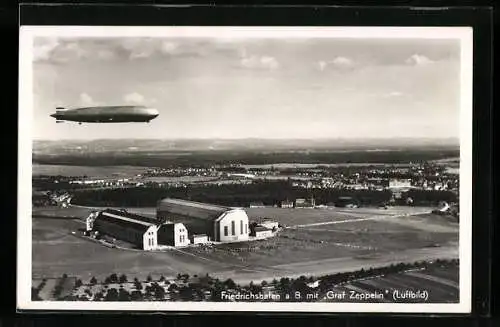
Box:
[55,258,458,302]
[70,181,457,208]
[33,149,459,168]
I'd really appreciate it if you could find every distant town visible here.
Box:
[33,160,459,210]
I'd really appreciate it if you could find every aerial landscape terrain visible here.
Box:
[30,138,460,303]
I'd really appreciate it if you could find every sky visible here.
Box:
[31,35,461,140]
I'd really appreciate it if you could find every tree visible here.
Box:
[31,287,42,301]
[75,279,83,288]
[94,291,104,301]
[134,280,143,290]
[178,286,193,301]
[104,288,119,301]
[159,275,166,282]
[223,278,236,289]
[109,273,118,283]
[261,280,268,287]
[130,290,143,301]
[119,274,128,284]
[146,275,152,282]
[118,288,130,301]
[153,284,166,300]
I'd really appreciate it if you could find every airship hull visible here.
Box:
[50,105,159,124]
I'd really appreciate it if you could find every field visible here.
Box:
[32,164,149,177]
[31,205,459,291]
[322,262,459,303]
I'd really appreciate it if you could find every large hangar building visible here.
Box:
[86,209,189,250]
[87,209,160,250]
[157,198,250,242]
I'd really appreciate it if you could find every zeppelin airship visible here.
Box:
[50,105,159,124]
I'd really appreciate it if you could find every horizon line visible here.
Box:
[33,136,460,141]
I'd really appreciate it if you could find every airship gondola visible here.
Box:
[50,105,159,124]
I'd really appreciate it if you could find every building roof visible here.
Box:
[157,198,232,222]
[95,210,156,234]
[102,208,159,225]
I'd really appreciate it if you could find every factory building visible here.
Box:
[157,198,249,242]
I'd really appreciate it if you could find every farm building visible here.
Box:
[157,198,249,242]
[157,223,189,247]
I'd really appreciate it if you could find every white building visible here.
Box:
[389,178,412,189]
[259,219,279,231]
[251,226,274,238]
[191,234,209,245]
[157,198,250,242]
[157,222,190,247]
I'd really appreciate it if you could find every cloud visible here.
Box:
[318,61,328,71]
[97,49,115,60]
[405,54,434,66]
[33,38,60,61]
[331,56,353,66]
[385,91,404,97]
[160,41,179,54]
[239,49,279,70]
[120,39,202,60]
[79,93,97,106]
[124,92,145,104]
[33,38,191,63]
[317,56,354,71]
[34,38,116,63]
[373,91,409,99]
